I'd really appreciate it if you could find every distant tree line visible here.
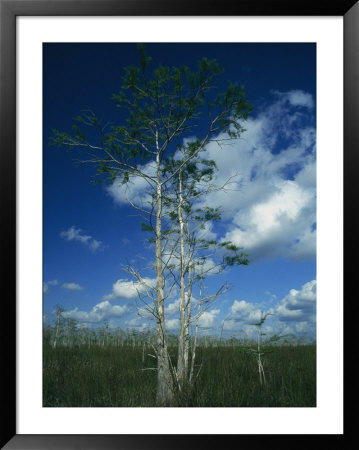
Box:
[44,308,314,350]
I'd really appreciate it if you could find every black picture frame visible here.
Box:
[1,0,356,448]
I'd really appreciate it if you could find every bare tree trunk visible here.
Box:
[155,148,173,406]
[53,312,62,349]
[177,169,186,387]
[189,307,199,384]
[53,321,59,349]
[257,322,266,385]
[183,321,190,383]
[184,263,193,381]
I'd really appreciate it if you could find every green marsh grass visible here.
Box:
[43,343,316,407]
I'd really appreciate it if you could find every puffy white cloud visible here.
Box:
[165,299,180,316]
[125,317,153,332]
[61,282,84,291]
[198,309,220,328]
[43,280,58,294]
[285,90,314,109]
[222,300,264,337]
[106,161,156,207]
[103,277,156,300]
[275,280,316,323]
[165,294,220,331]
[166,318,180,331]
[197,90,316,262]
[196,221,217,242]
[60,226,104,252]
[230,300,262,322]
[164,306,220,331]
[104,90,316,263]
[62,300,128,324]
[223,280,316,338]
[223,178,315,261]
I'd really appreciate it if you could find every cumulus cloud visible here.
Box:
[165,310,220,332]
[196,221,218,242]
[60,226,104,252]
[222,178,315,261]
[164,295,220,331]
[197,90,316,262]
[284,90,314,109]
[103,277,156,300]
[223,280,316,338]
[62,300,128,324]
[166,318,180,331]
[231,300,263,322]
[165,299,180,316]
[62,282,84,291]
[275,280,316,323]
[43,279,58,294]
[125,317,153,332]
[222,300,264,338]
[107,161,156,207]
[198,309,220,328]
[104,90,316,263]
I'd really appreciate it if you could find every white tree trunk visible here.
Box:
[177,170,187,387]
[155,148,173,406]
[184,263,193,382]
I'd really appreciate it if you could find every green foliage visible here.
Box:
[252,311,273,327]
[223,253,250,266]
[141,222,154,232]
[49,46,255,401]
[50,44,252,281]
[49,129,73,149]
[51,44,253,188]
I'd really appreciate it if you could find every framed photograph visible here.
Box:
[1,0,355,448]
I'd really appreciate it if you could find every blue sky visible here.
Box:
[43,43,316,340]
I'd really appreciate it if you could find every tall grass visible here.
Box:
[43,343,315,407]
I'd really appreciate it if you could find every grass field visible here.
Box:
[43,343,316,407]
